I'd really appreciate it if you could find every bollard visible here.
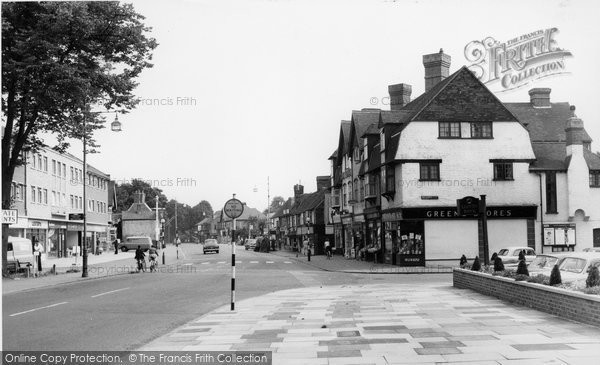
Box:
[307,247,311,262]
[162,251,165,265]
[52,264,56,275]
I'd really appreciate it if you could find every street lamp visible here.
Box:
[82,109,122,278]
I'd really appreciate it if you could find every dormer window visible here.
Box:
[590,170,600,187]
[584,142,591,151]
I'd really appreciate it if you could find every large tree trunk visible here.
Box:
[2,172,14,276]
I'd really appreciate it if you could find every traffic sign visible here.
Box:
[2,209,18,224]
[223,198,244,219]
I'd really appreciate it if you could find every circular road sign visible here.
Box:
[224,198,244,219]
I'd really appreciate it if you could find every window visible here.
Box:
[97,201,101,212]
[57,162,61,177]
[342,184,347,207]
[493,162,513,180]
[62,163,66,178]
[52,191,57,206]
[590,170,600,187]
[546,172,558,213]
[31,186,36,203]
[43,189,48,205]
[439,122,461,138]
[37,188,42,204]
[38,154,42,169]
[360,178,364,201]
[79,197,83,209]
[471,122,493,138]
[62,193,66,206]
[354,179,359,202]
[52,160,56,175]
[71,167,74,181]
[43,157,48,172]
[32,155,37,169]
[584,142,591,151]
[71,195,74,209]
[420,162,440,181]
[385,165,395,193]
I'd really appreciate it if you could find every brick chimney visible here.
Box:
[423,49,451,92]
[293,184,304,197]
[566,106,585,156]
[316,176,331,191]
[529,88,551,108]
[388,83,412,110]
[133,190,145,204]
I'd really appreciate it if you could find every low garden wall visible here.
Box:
[453,268,600,327]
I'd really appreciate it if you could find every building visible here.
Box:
[328,49,600,266]
[8,147,112,257]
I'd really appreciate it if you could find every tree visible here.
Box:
[586,266,600,288]
[549,265,562,286]
[516,260,529,276]
[115,179,167,212]
[263,196,285,215]
[493,257,505,272]
[2,2,157,273]
[471,256,481,271]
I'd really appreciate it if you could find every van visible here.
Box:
[7,236,34,272]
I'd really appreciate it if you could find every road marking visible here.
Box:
[250,261,259,264]
[10,302,68,317]
[217,261,226,264]
[284,261,292,264]
[91,287,130,298]
[266,261,274,264]
[236,260,242,263]
[201,262,210,265]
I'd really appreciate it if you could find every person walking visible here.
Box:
[114,239,119,254]
[135,245,146,272]
[33,239,43,272]
[324,240,331,259]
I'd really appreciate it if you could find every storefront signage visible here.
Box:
[2,209,18,224]
[342,216,353,225]
[67,223,84,231]
[382,211,402,222]
[353,215,365,223]
[28,220,48,229]
[403,205,537,220]
[365,212,380,220]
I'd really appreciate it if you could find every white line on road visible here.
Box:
[10,302,68,317]
[250,261,259,264]
[217,261,226,264]
[91,287,130,298]
[266,261,274,264]
[201,262,210,265]
[236,260,242,263]
[284,261,292,264]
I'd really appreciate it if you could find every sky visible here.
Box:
[66,0,600,212]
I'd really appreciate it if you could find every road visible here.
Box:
[2,243,451,350]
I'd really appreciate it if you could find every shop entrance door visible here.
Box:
[398,220,425,266]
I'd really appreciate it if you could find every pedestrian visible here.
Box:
[135,245,146,272]
[114,239,119,254]
[33,239,43,271]
[303,237,309,256]
[324,239,331,259]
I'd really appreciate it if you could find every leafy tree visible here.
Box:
[549,265,562,286]
[263,196,285,215]
[586,266,600,288]
[115,179,167,212]
[471,256,481,271]
[1,2,157,273]
[490,252,498,263]
[459,254,467,267]
[518,251,526,262]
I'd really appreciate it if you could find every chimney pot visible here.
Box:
[528,88,551,108]
[388,83,412,110]
[423,49,451,92]
[565,116,585,146]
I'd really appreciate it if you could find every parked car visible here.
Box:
[119,236,152,252]
[557,252,600,283]
[203,239,219,254]
[583,247,600,252]
[245,239,257,251]
[7,236,34,272]
[528,253,570,276]
[496,247,536,266]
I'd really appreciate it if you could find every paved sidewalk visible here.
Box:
[270,249,453,274]
[2,245,182,294]
[141,283,600,364]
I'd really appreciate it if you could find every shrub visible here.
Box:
[493,257,505,272]
[502,269,516,278]
[582,286,600,295]
[549,265,562,286]
[586,266,600,288]
[516,260,529,276]
[514,274,529,281]
[527,274,547,284]
[518,250,525,262]
[490,252,498,263]
[471,256,481,271]
[459,254,467,266]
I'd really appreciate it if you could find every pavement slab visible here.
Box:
[140,283,600,363]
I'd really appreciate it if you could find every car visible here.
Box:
[203,239,219,254]
[496,247,536,266]
[556,252,600,284]
[245,239,257,251]
[527,253,570,276]
[583,247,600,253]
[119,236,152,252]
[7,236,34,272]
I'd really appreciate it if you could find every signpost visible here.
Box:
[223,195,244,311]
[456,195,489,265]
[2,209,18,224]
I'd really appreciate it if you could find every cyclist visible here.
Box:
[324,240,332,259]
[134,245,146,272]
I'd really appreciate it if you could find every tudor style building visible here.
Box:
[329,49,600,266]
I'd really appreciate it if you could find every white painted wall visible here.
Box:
[425,220,479,260]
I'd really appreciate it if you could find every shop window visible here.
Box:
[590,170,600,187]
[493,162,513,180]
[546,172,558,213]
[420,162,440,181]
[470,122,493,138]
[439,122,461,138]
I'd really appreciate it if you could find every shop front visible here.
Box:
[26,219,48,253]
[48,222,67,258]
[364,210,382,263]
[341,215,353,258]
[352,215,365,260]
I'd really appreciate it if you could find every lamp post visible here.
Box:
[82,111,121,278]
[305,215,312,261]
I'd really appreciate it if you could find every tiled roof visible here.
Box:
[328,149,338,160]
[505,102,593,143]
[529,143,568,171]
[584,149,600,170]
[378,110,411,128]
[341,121,351,155]
[362,123,380,137]
[290,190,325,215]
[351,110,380,148]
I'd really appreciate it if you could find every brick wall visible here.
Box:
[453,268,600,327]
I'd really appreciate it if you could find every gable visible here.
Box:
[414,67,519,122]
